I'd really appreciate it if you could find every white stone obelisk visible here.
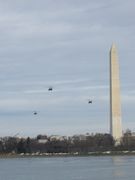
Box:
[110,44,122,142]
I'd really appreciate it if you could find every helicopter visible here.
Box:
[88,100,92,104]
[48,87,53,91]
[33,111,38,115]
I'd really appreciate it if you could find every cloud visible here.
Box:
[0,0,134,135]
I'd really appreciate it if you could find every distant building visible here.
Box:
[131,132,135,137]
[38,139,48,144]
[71,134,87,141]
[49,135,67,141]
[37,134,48,144]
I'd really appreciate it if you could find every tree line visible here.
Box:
[0,130,135,154]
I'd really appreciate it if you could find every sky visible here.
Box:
[0,0,135,137]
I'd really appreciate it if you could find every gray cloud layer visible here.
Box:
[0,0,135,136]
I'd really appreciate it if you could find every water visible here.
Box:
[0,156,135,180]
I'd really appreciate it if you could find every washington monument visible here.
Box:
[110,44,122,142]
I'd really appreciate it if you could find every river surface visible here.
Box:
[0,156,135,180]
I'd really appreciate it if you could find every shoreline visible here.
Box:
[1,151,135,158]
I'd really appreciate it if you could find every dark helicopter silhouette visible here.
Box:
[33,111,38,115]
[88,100,92,104]
[48,87,53,91]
